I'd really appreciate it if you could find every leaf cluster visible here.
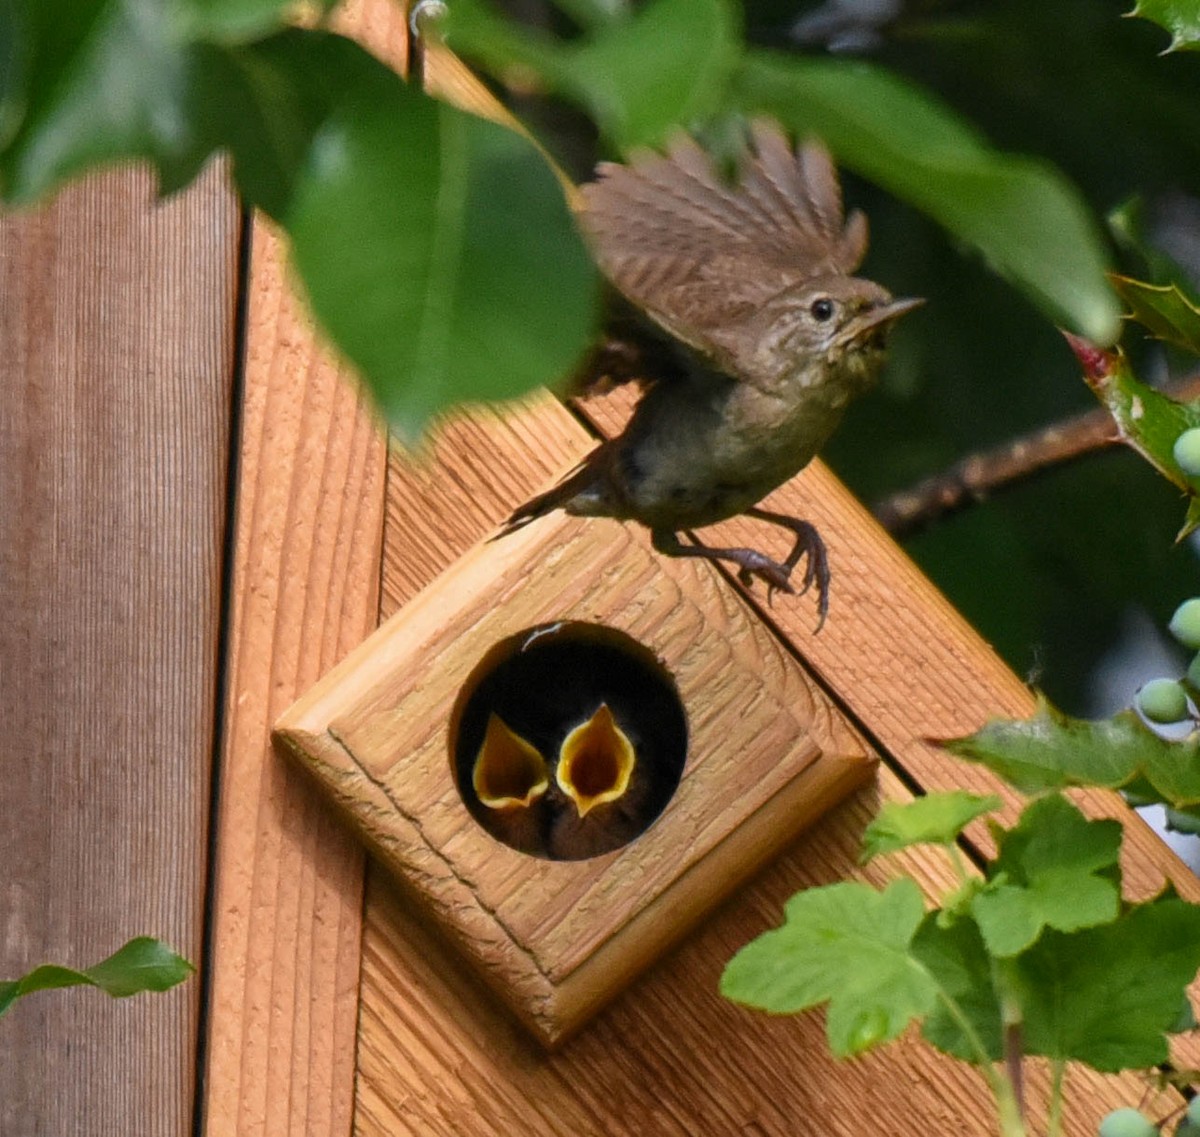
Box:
[0,0,1137,441]
[723,788,1200,1079]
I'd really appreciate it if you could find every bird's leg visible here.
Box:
[743,507,831,627]
[651,529,795,596]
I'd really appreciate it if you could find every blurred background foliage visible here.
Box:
[791,0,1200,712]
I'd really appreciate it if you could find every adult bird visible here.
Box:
[499,120,921,628]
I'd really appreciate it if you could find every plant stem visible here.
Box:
[995,1076,1027,1137]
[1046,1060,1067,1137]
[931,988,1022,1134]
[947,843,972,889]
[1003,1021,1025,1126]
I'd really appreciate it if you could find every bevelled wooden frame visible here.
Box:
[274,509,875,1046]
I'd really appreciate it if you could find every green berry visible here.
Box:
[1187,653,1200,692]
[1175,428,1200,476]
[1169,598,1200,650]
[1188,1097,1200,1126]
[1137,677,1190,724]
[1097,1107,1157,1137]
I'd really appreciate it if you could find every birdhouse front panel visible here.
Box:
[275,496,876,1045]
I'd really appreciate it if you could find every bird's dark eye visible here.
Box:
[810,297,835,322]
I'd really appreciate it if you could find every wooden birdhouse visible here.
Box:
[274,387,878,1046]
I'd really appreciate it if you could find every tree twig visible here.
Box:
[872,370,1200,538]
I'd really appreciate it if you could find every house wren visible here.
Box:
[501,120,921,627]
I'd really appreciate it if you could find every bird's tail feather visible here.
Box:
[493,455,600,541]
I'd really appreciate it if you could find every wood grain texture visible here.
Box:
[277,498,872,1043]
[579,387,1200,897]
[199,212,388,1136]
[579,386,1200,1074]
[196,7,409,1135]
[355,766,1164,1137]
[354,385,1197,1132]
[0,164,237,1136]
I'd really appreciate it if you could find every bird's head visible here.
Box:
[754,277,923,396]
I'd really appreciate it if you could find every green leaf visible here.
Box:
[1165,804,1200,836]
[0,0,26,152]
[0,14,599,435]
[970,795,1122,957]
[1111,275,1200,354]
[0,937,193,1017]
[860,791,1001,862]
[734,53,1121,345]
[1062,334,1200,536]
[1,0,205,200]
[548,0,629,30]
[1016,895,1200,1071]
[445,0,739,150]
[720,879,938,1057]
[1129,0,1200,51]
[910,912,1003,1062]
[284,80,598,437]
[172,0,337,43]
[943,693,1200,804]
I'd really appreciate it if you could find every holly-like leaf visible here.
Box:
[734,54,1121,345]
[0,937,193,1017]
[1111,275,1200,354]
[860,791,1001,863]
[445,0,739,151]
[1129,0,1200,52]
[720,879,938,1057]
[1016,895,1200,1071]
[970,794,1122,957]
[943,694,1200,804]
[1064,333,1200,538]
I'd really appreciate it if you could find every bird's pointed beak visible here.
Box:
[556,703,636,818]
[862,296,925,330]
[472,713,550,810]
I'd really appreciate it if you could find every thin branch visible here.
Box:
[872,370,1200,539]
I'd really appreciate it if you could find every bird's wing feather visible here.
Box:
[577,120,867,376]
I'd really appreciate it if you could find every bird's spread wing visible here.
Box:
[577,120,867,377]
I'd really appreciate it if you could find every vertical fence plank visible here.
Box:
[0,163,238,1136]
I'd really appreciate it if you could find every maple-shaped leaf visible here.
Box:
[721,880,938,1057]
[860,791,1001,863]
[942,694,1200,805]
[910,912,1003,1062]
[1016,894,1200,1071]
[970,794,1122,957]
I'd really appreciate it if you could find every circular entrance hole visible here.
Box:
[448,622,688,860]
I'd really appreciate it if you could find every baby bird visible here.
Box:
[500,120,920,627]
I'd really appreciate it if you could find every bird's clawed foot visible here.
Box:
[745,508,831,627]
[652,517,831,630]
[732,553,795,597]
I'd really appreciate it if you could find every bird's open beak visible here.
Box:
[473,713,550,810]
[556,703,636,817]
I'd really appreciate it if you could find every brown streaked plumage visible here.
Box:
[501,120,921,628]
